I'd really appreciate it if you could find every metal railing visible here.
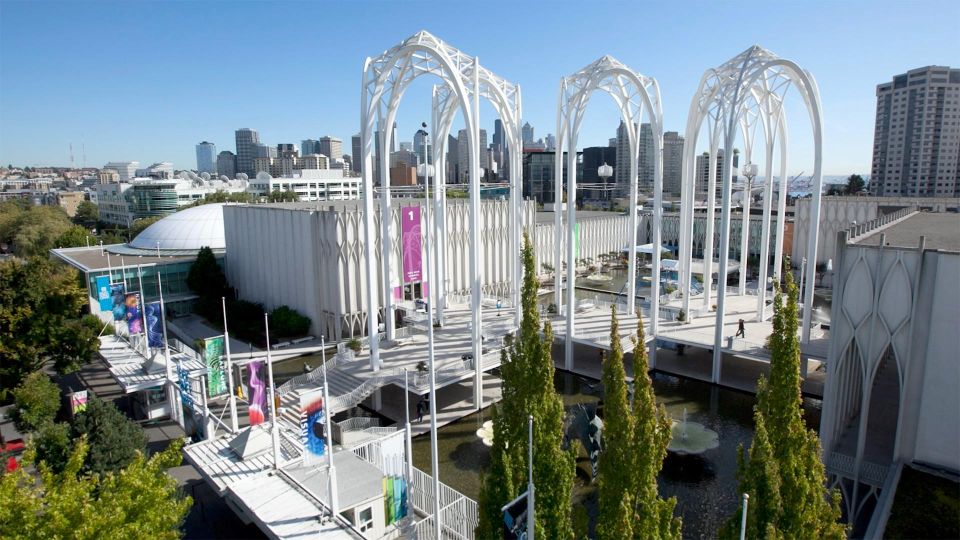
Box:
[846,206,917,242]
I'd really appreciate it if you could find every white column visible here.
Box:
[713,131,737,384]
[361,85,381,371]
[379,117,396,343]
[564,120,578,371]
[650,120,663,336]
[470,58,483,409]
[801,111,823,343]
[514,93,523,324]
[626,123,639,315]
[702,140,719,309]
[756,137,775,321]
[738,168,750,296]
[553,81,565,312]
[773,121,789,288]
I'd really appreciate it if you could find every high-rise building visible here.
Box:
[695,149,726,195]
[413,129,431,165]
[492,119,507,179]
[457,129,488,181]
[870,66,960,197]
[319,137,342,164]
[277,144,298,159]
[521,122,534,145]
[298,154,329,170]
[581,146,617,202]
[544,133,556,152]
[663,132,685,195]
[638,123,654,191]
[302,139,321,156]
[522,150,582,205]
[446,134,459,183]
[351,134,362,174]
[614,121,631,198]
[217,151,237,179]
[235,128,260,177]
[399,142,413,152]
[195,141,217,174]
[103,161,139,181]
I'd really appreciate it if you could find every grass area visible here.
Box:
[885,465,959,539]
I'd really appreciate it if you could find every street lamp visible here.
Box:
[739,163,759,295]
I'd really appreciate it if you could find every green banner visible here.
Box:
[202,336,227,397]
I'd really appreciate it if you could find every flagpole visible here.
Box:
[321,336,339,515]
[528,414,535,540]
[404,369,415,521]
[137,264,149,357]
[157,266,177,425]
[222,297,238,433]
[423,151,442,540]
[107,252,118,336]
[264,313,281,469]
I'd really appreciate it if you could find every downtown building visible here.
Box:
[235,128,261,177]
[195,142,217,174]
[870,66,960,197]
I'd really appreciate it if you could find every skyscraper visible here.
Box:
[638,123,654,190]
[302,139,321,156]
[457,128,488,181]
[446,134,459,183]
[521,122,534,145]
[695,149,726,195]
[235,128,260,177]
[870,66,960,197]
[614,121,631,198]
[320,136,342,163]
[351,134,362,174]
[195,141,217,174]
[662,132,685,195]
[582,146,617,201]
[544,133,556,152]
[413,129,431,165]
[217,151,236,179]
[277,144,298,159]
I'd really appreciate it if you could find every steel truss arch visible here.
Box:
[554,56,665,370]
[676,45,824,383]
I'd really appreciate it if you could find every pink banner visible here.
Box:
[401,206,422,283]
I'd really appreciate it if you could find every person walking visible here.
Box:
[736,318,746,338]
[416,397,426,423]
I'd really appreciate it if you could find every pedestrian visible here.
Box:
[736,318,746,338]
[416,398,426,423]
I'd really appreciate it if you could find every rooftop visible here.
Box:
[51,245,199,273]
[852,212,960,252]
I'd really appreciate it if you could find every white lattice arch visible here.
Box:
[360,31,486,377]
[554,56,664,370]
[677,46,824,382]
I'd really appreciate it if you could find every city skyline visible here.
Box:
[1,0,957,175]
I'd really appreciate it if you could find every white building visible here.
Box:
[224,199,533,339]
[135,162,174,179]
[246,169,359,202]
[103,161,139,181]
[92,182,134,227]
[820,210,960,533]
[93,176,248,227]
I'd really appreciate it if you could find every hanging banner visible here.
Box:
[383,475,408,525]
[125,293,142,334]
[177,362,193,409]
[111,284,126,321]
[401,206,422,283]
[502,491,530,539]
[200,336,227,397]
[299,391,326,465]
[248,360,266,425]
[95,276,112,312]
[69,390,88,415]
[145,302,163,348]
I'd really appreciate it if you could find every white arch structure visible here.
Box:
[554,56,664,370]
[360,31,522,405]
[677,45,824,382]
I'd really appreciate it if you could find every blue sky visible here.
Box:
[1,0,957,175]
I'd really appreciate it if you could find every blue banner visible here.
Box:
[110,284,126,321]
[95,276,112,312]
[145,302,163,348]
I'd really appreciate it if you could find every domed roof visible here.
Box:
[129,203,226,252]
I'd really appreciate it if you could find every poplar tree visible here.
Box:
[723,274,845,538]
[477,233,574,539]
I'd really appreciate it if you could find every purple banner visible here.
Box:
[248,361,266,426]
[401,206,422,283]
[125,293,142,335]
[145,302,163,348]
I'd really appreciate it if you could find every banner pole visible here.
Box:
[222,297,238,432]
[528,414,535,540]
[321,336,338,515]
[264,313,281,469]
[137,264,148,357]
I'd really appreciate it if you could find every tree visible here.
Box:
[267,189,299,202]
[846,174,865,195]
[10,372,61,433]
[629,315,681,539]
[31,421,72,474]
[187,246,228,320]
[722,274,845,539]
[4,205,73,257]
[70,395,148,475]
[0,438,191,538]
[55,225,95,249]
[477,233,574,539]
[596,307,636,540]
[73,201,99,227]
[270,305,311,337]
[0,258,95,403]
[128,215,162,239]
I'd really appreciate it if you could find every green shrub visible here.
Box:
[270,305,311,338]
[11,372,61,433]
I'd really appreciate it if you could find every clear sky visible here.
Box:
[1,0,957,175]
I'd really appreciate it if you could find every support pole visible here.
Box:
[514,90,524,324]
[360,65,381,371]
[403,370,415,520]
[756,137,775,321]
[740,493,749,540]
[564,117,578,371]
[739,171,751,296]
[527,414,535,540]
[702,139,719,309]
[772,122,789,287]
[424,127,443,540]
[627,122,639,316]
[379,116,396,343]
[222,297,238,432]
[264,313,281,468]
[321,336,339,515]
[650,113,663,336]
[554,79,565,312]
[470,57,483,410]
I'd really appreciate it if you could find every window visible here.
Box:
[358,507,374,532]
